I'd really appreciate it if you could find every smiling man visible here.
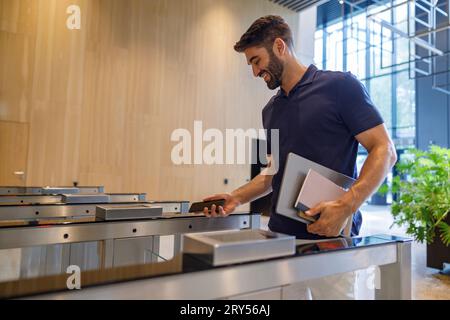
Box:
[204,15,397,242]
[200,15,398,300]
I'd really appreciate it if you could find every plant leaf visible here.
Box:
[388,145,450,245]
[438,222,450,246]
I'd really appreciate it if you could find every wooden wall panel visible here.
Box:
[0,0,37,123]
[0,121,29,185]
[0,0,298,203]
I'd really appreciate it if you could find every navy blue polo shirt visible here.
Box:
[263,64,384,239]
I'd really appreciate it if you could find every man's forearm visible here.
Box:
[341,143,397,212]
[231,174,273,205]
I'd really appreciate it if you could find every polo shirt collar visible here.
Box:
[276,64,318,98]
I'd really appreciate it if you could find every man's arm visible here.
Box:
[231,173,273,204]
[203,164,274,217]
[342,123,397,212]
[306,124,397,236]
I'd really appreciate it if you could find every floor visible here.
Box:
[159,204,450,300]
[358,205,450,300]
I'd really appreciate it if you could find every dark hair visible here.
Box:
[234,15,294,53]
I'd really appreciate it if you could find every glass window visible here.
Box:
[370,74,392,136]
[315,1,417,203]
[314,29,324,69]
[314,2,416,148]
[325,21,344,71]
[345,14,366,79]
[396,70,415,140]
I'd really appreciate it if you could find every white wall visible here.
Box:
[295,5,317,66]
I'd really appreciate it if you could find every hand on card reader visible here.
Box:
[189,199,226,213]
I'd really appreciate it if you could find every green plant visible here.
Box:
[379,145,450,246]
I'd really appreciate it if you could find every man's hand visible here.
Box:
[305,124,397,238]
[201,172,272,218]
[305,199,353,237]
[202,193,241,217]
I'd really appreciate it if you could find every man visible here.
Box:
[202,16,397,298]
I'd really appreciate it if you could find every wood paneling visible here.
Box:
[0,0,298,202]
[0,121,29,186]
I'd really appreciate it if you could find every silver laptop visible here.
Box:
[276,152,355,225]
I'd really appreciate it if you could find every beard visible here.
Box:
[262,50,284,90]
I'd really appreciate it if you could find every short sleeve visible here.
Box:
[337,73,384,136]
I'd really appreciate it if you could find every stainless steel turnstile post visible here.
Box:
[375,241,412,300]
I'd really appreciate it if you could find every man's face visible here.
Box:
[244,45,284,90]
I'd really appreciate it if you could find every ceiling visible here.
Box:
[269,0,330,12]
